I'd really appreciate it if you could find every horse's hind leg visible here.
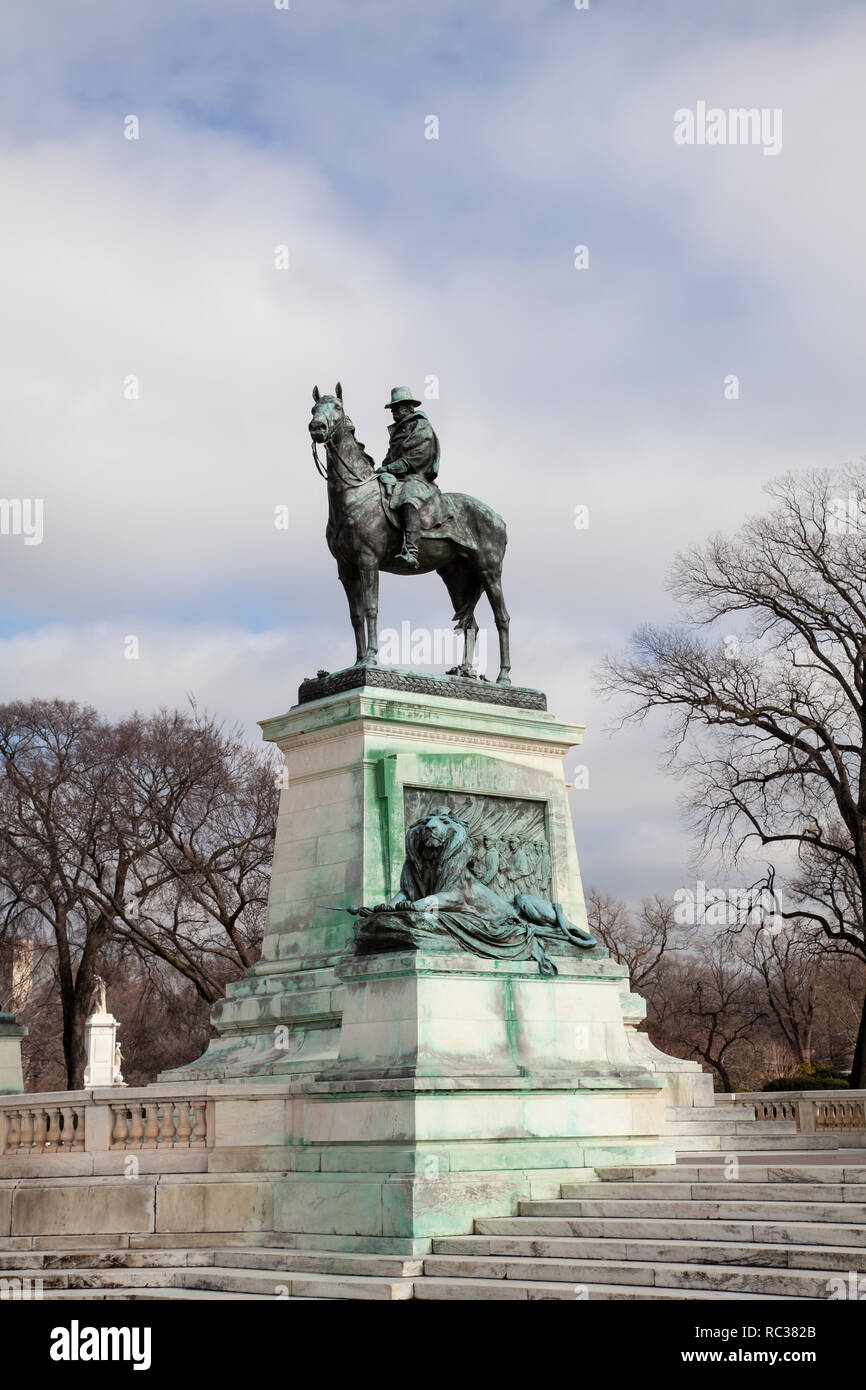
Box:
[482,570,511,684]
[437,559,482,676]
[338,562,365,665]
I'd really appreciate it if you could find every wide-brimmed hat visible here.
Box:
[384,386,421,410]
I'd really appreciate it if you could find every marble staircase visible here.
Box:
[3,1159,865,1301]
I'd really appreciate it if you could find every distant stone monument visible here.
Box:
[0,1012,27,1094]
[83,977,124,1088]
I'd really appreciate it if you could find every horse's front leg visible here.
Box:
[359,562,379,664]
[337,562,365,664]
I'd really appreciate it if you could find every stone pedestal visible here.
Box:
[154,670,698,1244]
[0,1013,27,1094]
[165,677,592,1081]
[261,950,672,1247]
[83,1012,123,1088]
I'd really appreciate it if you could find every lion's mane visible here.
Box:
[400,809,474,900]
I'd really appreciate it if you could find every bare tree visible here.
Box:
[0,699,278,1087]
[733,922,824,1068]
[586,889,692,990]
[649,939,767,1092]
[599,466,866,1084]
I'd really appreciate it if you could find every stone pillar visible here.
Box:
[0,1012,28,1094]
[83,1011,124,1088]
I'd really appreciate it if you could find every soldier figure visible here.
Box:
[378,387,440,568]
[477,834,501,887]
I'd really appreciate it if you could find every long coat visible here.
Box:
[381,410,440,510]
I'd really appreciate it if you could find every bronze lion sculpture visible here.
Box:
[351,808,597,975]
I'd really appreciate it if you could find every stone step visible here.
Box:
[2,1264,414,1299]
[518,1197,866,1221]
[174,1267,414,1299]
[413,1277,814,1301]
[475,1216,866,1247]
[595,1164,866,1183]
[666,1106,756,1121]
[0,1247,423,1277]
[666,1119,796,1135]
[560,1181,866,1202]
[431,1233,866,1271]
[419,1254,840,1297]
[0,1249,216,1271]
[671,1132,843,1150]
[216,1249,423,1277]
[42,1287,276,1300]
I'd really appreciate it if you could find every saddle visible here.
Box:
[379,481,476,550]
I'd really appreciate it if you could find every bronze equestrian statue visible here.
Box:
[308,383,512,684]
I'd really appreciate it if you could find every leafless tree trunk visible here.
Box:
[599,466,866,1084]
[0,699,278,1088]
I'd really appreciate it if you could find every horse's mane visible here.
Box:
[401,810,474,899]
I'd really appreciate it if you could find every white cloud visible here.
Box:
[2,4,862,901]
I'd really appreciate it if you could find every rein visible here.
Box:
[311,425,375,491]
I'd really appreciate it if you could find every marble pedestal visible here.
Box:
[158,673,687,1244]
[165,677,592,1081]
[0,1013,27,1094]
[262,950,671,1247]
[83,1012,123,1088]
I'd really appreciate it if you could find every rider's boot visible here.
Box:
[396,507,421,568]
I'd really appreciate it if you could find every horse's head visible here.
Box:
[309,383,345,443]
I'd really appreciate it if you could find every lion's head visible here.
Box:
[400,808,474,899]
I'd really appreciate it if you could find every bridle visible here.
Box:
[310,410,374,491]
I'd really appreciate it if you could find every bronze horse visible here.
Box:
[308,384,512,684]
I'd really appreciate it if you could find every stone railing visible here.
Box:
[109,1098,208,1149]
[0,1083,296,1183]
[0,1088,211,1158]
[718,1089,866,1133]
[0,1100,86,1153]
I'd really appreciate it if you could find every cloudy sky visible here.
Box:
[1,0,863,901]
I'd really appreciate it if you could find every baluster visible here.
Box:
[111,1104,129,1147]
[175,1102,192,1147]
[72,1106,85,1150]
[190,1102,207,1149]
[5,1109,20,1152]
[32,1109,47,1148]
[142,1103,160,1148]
[157,1102,177,1146]
[46,1108,61,1148]
[129,1104,145,1146]
[59,1107,74,1150]
[20,1109,35,1150]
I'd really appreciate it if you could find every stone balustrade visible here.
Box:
[0,1089,210,1158]
[108,1098,208,1149]
[718,1089,866,1133]
[812,1095,866,1130]
[0,1100,85,1153]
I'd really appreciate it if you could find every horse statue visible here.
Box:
[308,383,512,684]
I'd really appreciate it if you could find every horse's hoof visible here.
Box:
[496,672,512,686]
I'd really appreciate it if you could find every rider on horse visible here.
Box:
[377,387,440,568]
